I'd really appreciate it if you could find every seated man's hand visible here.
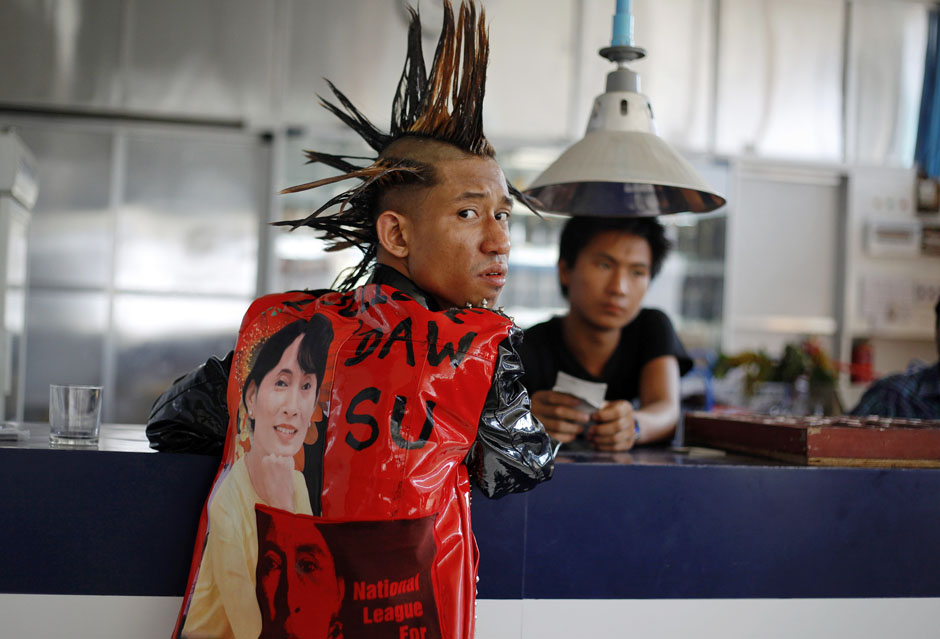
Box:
[587,400,638,451]
[530,390,591,443]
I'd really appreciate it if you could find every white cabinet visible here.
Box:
[722,162,844,356]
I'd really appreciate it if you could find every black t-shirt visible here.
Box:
[518,309,693,403]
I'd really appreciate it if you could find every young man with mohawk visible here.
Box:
[149,3,554,639]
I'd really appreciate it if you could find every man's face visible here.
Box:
[402,155,512,308]
[257,514,343,639]
[560,230,652,331]
[246,335,318,457]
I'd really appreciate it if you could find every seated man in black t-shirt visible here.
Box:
[518,216,692,451]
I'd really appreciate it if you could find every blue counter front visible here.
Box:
[2,424,940,637]
[3,425,940,600]
[474,452,940,599]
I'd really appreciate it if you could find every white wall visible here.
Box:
[3,595,939,639]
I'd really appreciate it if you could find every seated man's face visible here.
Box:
[402,153,513,309]
[256,512,344,639]
[560,230,652,331]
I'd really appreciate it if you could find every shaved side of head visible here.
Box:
[377,137,491,219]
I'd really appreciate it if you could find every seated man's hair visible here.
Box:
[558,216,672,298]
[276,1,535,290]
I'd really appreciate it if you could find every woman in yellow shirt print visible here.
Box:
[181,315,334,639]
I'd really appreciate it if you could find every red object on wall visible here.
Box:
[850,338,874,384]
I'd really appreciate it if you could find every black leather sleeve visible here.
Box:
[145,351,233,455]
[467,325,555,499]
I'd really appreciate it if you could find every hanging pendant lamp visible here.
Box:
[524,0,726,217]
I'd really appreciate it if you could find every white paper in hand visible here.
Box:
[552,371,608,410]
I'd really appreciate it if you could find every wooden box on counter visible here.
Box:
[684,411,940,467]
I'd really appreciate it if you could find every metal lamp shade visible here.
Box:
[524,87,727,217]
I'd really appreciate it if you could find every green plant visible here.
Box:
[714,339,837,398]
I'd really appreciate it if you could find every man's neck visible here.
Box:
[370,262,441,311]
[561,312,622,378]
[375,252,410,279]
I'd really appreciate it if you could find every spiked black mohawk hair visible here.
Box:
[276,0,537,291]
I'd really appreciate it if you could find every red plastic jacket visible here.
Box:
[172,267,553,639]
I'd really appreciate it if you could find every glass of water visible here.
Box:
[49,385,102,446]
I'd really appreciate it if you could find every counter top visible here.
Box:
[1,420,786,467]
[0,422,154,452]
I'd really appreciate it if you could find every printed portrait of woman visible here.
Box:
[255,506,345,639]
[181,315,335,639]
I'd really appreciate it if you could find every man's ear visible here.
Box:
[375,210,410,259]
[558,259,571,289]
